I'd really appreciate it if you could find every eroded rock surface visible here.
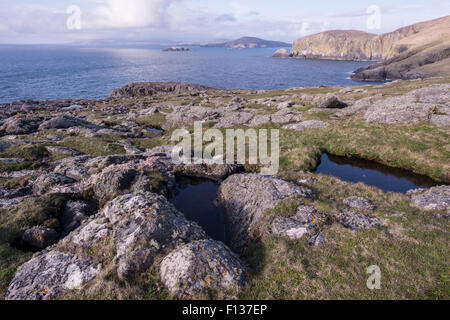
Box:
[6,251,101,300]
[160,240,246,297]
[409,185,450,213]
[218,174,313,249]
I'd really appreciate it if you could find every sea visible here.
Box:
[0,45,380,103]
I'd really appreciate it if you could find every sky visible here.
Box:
[0,0,448,44]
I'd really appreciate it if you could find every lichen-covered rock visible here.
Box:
[270,216,309,240]
[60,201,96,233]
[163,106,221,129]
[103,192,207,257]
[92,168,150,204]
[32,173,75,195]
[110,82,210,98]
[283,120,329,131]
[53,156,94,181]
[364,85,450,124]
[308,233,326,246]
[213,112,253,128]
[6,251,101,300]
[343,196,376,211]
[409,185,450,213]
[117,247,156,281]
[22,226,59,250]
[312,93,347,109]
[45,146,83,156]
[294,205,318,224]
[337,210,381,230]
[218,174,313,249]
[160,240,246,297]
[1,117,43,134]
[39,115,98,130]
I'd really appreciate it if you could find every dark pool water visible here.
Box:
[315,154,438,193]
[169,177,228,243]
[146,127,163,134]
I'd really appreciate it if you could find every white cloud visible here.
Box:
[84,0,177,29]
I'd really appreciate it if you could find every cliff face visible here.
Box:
[290,30,381,61]
[352,16,450,80]
[289,15,450,80]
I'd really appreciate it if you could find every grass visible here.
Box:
[240,173,449,300]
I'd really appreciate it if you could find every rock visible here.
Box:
[365,85,450,124]
[163,47,190,52]
[343,196,376,211]
[160,240,246,297]
[45,146,83,156]
[6,251,101,300]
[53,156,94,181]
[312,94,347,108]
[163,106,221,129]
[102,192,207,257]
[60,201,96,233]
[272,48,291,58]
[339,87,353,94]
[430,114,450,126]
[277,101,294,109]
[213,112,253,128]
[117,247,156,281]
[110,82,210,98]
[337,210,381,230]
[177,162,243,181]
[283,120,329,131]
[271,110,303,124]
[270,216,309,240]
[32,173,75,195]
[218,174,313,249]
[39,115,97,130]
[308,233,326,246]
[247,110,302,127]
[0,158,25,163]
[22,226,59,250]
[92,169,148,204]
[1,117,42,135]
[294,205,318,224]
[64,217,110,246]
[409,185,450,213]
[334,94,383,117]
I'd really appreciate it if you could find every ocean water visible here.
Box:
[0,45,379,103]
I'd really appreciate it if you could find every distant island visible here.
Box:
[202,36,291,49]
[163,47,190,52]
[273,15,450,81]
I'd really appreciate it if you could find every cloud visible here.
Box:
[83,0,177,29]
[215,14,237,23]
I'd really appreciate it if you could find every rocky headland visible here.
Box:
[203,37,291,49]
[0,79,449,300]
[280,15,450,81]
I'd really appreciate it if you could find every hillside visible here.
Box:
[352,15,450,81]
[290,30,381,61]
[288,15,450,80]
[203,36,291,49]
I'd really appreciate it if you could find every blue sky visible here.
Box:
[0,0,448,44]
